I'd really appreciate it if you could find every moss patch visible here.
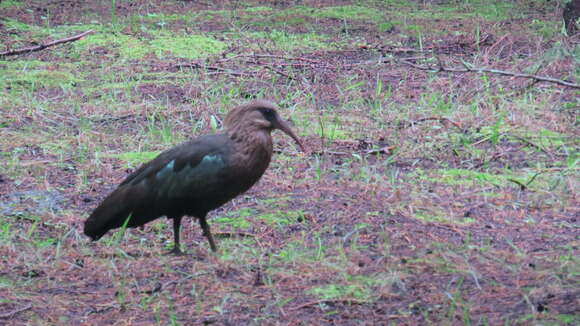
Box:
[0,1,23,9]
[213,207,254,229]
[107,151,160,166]
[74,32,225,60]
[243,30,330,51]
[288,5,384,22]
[244,6,273,13]
[256,209,305,226]
[0,61,80,92]
[436,168,506,187]
[414,210,476,225]
[309,284,370,300]
[150,35,226,59]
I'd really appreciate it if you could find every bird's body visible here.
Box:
[84,101,303,253]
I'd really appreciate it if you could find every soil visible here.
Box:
[0,0,578,325]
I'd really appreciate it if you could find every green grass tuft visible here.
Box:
[213,208,254,229]
[0,61,80,92]
[150,35,226,59]
[73,32,225,60]
[309,283,370,300]
[107,151,160,166]
[0,0,23,9]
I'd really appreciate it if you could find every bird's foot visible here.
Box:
[166,246,185,256]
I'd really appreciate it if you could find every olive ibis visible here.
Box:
[84,100,304,254]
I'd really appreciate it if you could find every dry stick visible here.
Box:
[341,56,427,69]
[242,57,297,80]
[471,132,555,158]
[506,133,555,159]
[0,30,94,57]
[380,46,427,54]
[291,299,369,311]
[241,54,321,64]
[93,108,195,125]
[0,304,32,319]
[175,63,248,77]
[485,34,511,58]
[507,172,542,191]
[307,146,394,157]
[400,59,580,89]
[400,116,464,132]
[262,65,295,80]
[214,231,264,248]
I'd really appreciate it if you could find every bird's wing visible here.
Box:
[121,134,231,195]
[84,134,231,240]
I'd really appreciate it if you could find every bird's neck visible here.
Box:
[227,127,273,171]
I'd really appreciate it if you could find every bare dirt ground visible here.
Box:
[0,0,578,325]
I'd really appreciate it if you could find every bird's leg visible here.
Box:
[167,216,184,255]
[199,216,217,252]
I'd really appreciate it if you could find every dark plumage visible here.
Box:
[84,100,304,254]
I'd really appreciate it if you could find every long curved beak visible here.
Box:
[273,118,305,152]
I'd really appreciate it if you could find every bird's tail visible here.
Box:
[84,186,133,241]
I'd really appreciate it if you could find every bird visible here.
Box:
[84,100,304,254]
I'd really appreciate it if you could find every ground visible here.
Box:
[0,0,579,325]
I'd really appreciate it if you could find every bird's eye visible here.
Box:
[261,108,275,120]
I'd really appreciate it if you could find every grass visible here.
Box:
[0,60,80,92]
[73,31,226,60]
[229,30,332,52]
[107,151,161,166]
[0,0,22,9]
[1,0,578,325]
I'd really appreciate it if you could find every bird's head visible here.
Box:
[225,100,305,151]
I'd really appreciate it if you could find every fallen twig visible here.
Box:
[505,133,555,159]
[214,231,264,248]
[213,231,257,239]
[471,132,557,159]
[507,178,529,191]
[241,54,321,64]
[365,145,396,155]
[18,160,54,167]
[262,65,295,80]
[508,172,541,191]
[0,304,32,319]
[0,30,94,58]
[306,147,394,157]
[141,282,162,295]
[93,109,195,125]
[400,59,580,89]
[343,56,427,68]
[291,298,369,310]
[175,62,249,76]
[399,116,465,132]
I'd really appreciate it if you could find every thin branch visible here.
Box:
[214,231,264,248]
[175,63,249,77]
[506,133,555,159]
[0,30,94,58]
[291,299,369,310]
[399,116,465,132]
[509,172,542,191]
[344,56,427,68]
[471,132,555,159]
[400,59,580,89]
[241,54,321,64]
[304,146,394,157]
[507,178,528,191]
[262,65,295,80]
[0,304,32,319]
[366,145,396,155]
[213,231,257,239]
